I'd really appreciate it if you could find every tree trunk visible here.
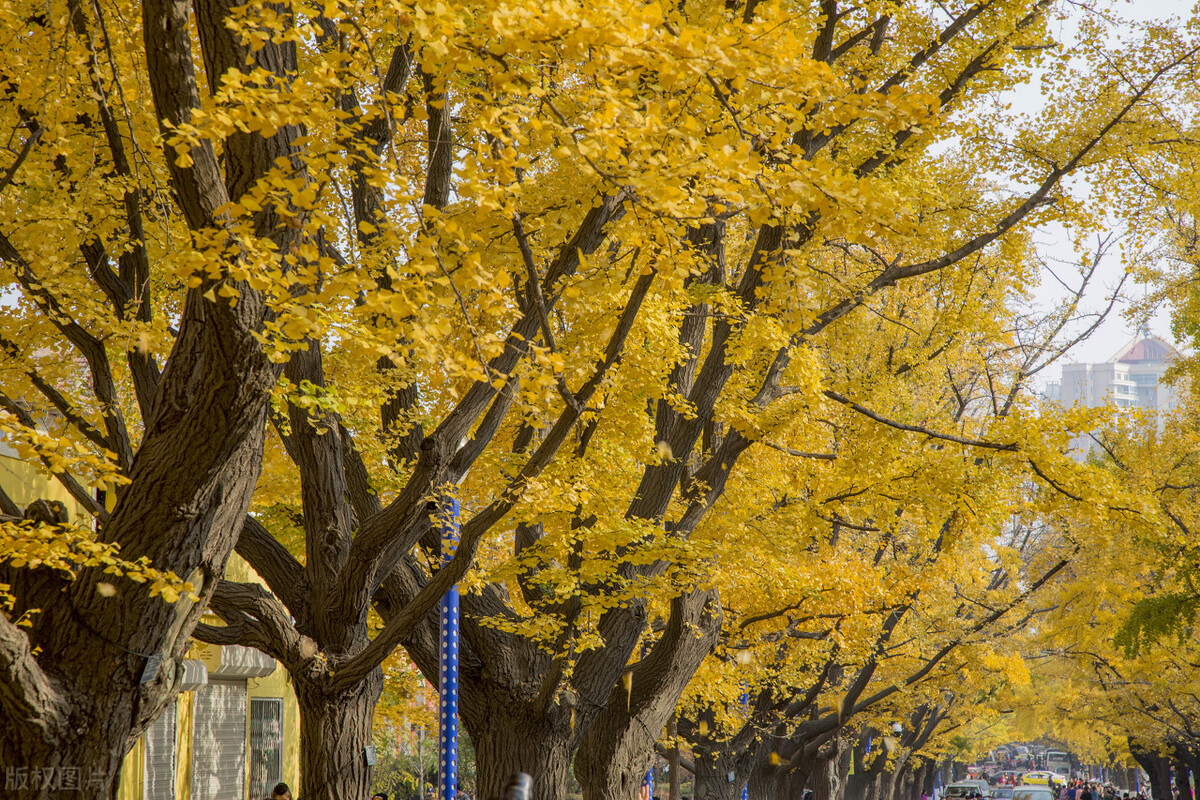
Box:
[1174,746,1192,800]
[473,713,573,800]
[696,742,750,800]
[845,735,885,800]
[811,736,846,800]
[789,768,811,800]
[669,715,682,800]
[1131,744,1171,800]
[296,669,383,800]
[913,761,931,800]
[689,711,770,800]
[576,591,722,800]
[0,712,127,800]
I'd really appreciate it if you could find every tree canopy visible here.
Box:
[3,1,1200,799]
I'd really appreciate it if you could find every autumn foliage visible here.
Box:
[2,0,1200,799]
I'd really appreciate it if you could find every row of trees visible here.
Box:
[3,0,1200,799]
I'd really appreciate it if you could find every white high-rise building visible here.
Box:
[1044,331,1181,460]
[1055,333,1180,414]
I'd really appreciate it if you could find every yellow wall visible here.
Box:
[0,453,91,521]
[113,556,301,800]
[0,449,300,800]
[118,737,145,800]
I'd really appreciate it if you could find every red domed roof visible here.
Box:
[1108,335,1179,365]
[1118,338,1174,364]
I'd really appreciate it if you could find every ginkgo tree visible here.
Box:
[580,226,1151,800]
[1,0,1198,799]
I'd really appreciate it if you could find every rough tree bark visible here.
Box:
[1173,743,1193,800]
[295,672,384,800]
[575,590,723,800]
[0,0,282,792]
[810,735,849,800]
[1131,741,1172,800]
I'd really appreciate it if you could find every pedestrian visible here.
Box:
[271,784,293,800]
[372,794,389,800]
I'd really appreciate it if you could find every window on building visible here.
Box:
[192,680,248,800]
[144,698,176,800]
[249,698,284,800]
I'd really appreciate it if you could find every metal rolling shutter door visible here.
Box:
[248,698,283,800]
[144,699,176,800]
[191,679,247,800]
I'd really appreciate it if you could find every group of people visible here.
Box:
[1053,780,1145,800]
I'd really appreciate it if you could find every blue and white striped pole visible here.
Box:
[439,494,461,800]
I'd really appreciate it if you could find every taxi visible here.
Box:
[1020,772,1056,786]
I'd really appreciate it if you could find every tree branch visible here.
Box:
[822,389,1018,451]
[0,610,66,740]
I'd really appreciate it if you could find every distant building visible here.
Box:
[1053,332,1181,415]
[1045,331,1182,459]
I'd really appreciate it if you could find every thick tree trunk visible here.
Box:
[0,716,127,800]
[688,710,770,800]
[845,735,884,800]
[790,769,810,800]
[295,670,383,800]
[473,713,573,800]
[696,742,750,800]
[576,591,722,800]
[912,761,930,800]
[882,750,916,800]
[1173,746,1192,800]
[811,737,847,800]
[883,762,909,800]
[1131,743,1171,800]
[781,745,819,800]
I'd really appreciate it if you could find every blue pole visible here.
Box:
[439,495,461,800]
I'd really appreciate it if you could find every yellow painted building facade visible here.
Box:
[113,552,302,800]
[1,447,302,800]
[114,615,303,800]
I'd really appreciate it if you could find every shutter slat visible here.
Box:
[144,699,176,800]
[191,680,247,800]
[249,698,284,800]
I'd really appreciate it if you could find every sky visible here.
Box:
[1015,0,1196,371]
